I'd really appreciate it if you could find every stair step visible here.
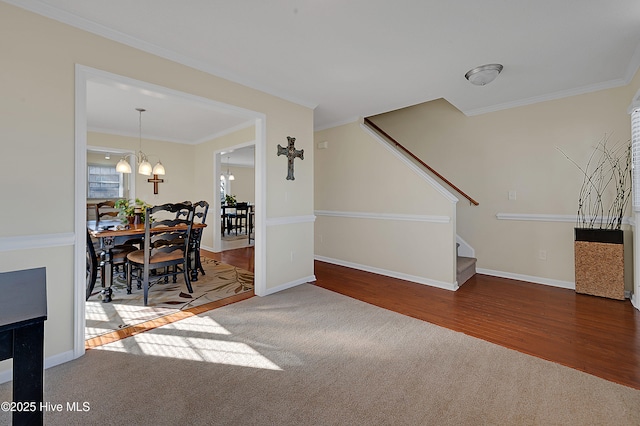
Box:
[457,256,477,286]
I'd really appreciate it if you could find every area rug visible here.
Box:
[221,233,249,241]
[85,257,253,340]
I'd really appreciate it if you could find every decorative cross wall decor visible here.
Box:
[147,174,164,194]
[277,136,304,180]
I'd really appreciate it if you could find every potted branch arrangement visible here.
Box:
[559,135,631,300]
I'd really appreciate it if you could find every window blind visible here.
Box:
[632,108,640,211]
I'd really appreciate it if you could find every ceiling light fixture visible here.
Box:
[465,64,503,86]
[220,156,235,181]
[116,108,165,176]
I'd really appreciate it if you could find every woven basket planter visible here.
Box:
[574,228,624,300]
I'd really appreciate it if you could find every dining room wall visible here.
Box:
[88,132,198,206]
[0,1,314,381]
[226,166,256,204]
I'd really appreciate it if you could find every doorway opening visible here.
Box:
[215,144,256,252]
[75,65,266,358]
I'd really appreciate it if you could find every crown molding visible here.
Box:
[464,78,628,116]
[4,0,318,110]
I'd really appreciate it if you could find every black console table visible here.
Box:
[0,267,47,426]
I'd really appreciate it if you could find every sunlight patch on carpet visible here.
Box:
[85,258,253,340]
[94,315,281,371]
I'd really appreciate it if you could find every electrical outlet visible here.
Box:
[538,250,547,261]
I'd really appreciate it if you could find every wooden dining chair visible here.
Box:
[191,200,209,275]
[233,202,249,235]
[126,202,195,306]
[96,200,137,276]
[176,200,209,276]
[95,200,119,225]
[86,228,99,301]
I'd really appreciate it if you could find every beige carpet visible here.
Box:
[86,257,253,339]
[2,284,639,425]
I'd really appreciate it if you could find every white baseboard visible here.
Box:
[476,268,574,290]
[315,255,458,291]
[0,349,75,385]
[260,275,317,296]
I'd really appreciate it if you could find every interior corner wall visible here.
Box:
[0,2,314,380]
[314,121,457,287]
[194,126,255,252]
[368,71,640,289]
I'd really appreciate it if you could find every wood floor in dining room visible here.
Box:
[212,246,640,390]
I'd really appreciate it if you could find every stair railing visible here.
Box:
[364,117,479,206]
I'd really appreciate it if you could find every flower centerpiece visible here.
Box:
[114,198,152,225]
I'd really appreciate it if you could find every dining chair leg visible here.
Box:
[143,269,149,306]
[126,262,133,294]
[197,256,205,275]
[183,267,193,293]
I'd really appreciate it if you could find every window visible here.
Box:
[87,164,123,199]
[632,108,640,211]
[630,88,640,211]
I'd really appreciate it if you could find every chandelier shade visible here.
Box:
[221,156,235,180]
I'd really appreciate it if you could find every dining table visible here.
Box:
[87,219,207,303]
[221,204,254,236]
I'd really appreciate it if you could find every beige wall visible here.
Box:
[367,70,640,288]
[314,121,458,287]
[0,2,314,379]
[226,166,256,204]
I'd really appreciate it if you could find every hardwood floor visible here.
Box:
[205,247,640,390]
[203,248,254,272]
[314,261,640,390]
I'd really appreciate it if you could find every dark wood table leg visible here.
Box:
[99,237,115,302]
[12,322,45,426]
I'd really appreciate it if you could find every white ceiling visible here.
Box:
[9,1,640,146]
[86,77,254,145]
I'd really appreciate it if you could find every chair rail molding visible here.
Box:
[315,210,450,224]
[0,232,75,252]
[266,215,316,227]
[496,213,632,225]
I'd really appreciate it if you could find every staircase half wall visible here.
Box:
[314,120,460,290]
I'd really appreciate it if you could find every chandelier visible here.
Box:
[220,156,235,181]
[116,108,165,176]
